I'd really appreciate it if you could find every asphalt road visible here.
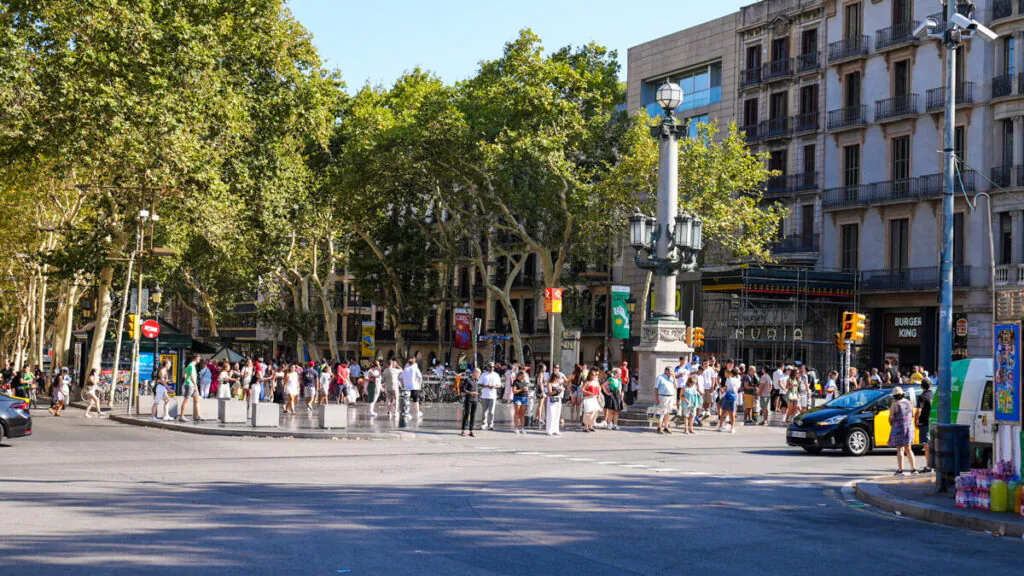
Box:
[1,409,1020,576]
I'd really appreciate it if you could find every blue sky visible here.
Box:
[287,0,748,92]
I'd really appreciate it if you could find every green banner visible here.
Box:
[611,285,630,339]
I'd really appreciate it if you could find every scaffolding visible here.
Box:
[701,266,859,374]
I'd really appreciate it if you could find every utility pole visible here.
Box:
[937,0,957,427]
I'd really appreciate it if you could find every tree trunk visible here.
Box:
[86,267,115,384]
[35,270,48,371]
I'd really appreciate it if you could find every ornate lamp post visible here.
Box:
[628,81,703,405]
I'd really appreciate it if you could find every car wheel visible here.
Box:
[801,446,823,454]
[0,421,5,445]
[842,428,870,457]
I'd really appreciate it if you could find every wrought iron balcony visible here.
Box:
[875,94,919,122]
[828,36,869,64]
[795,52,820,73]
[875,21,920,51]
[994,74,1013,98]
[762,58,793,82]
[822,171,976,210]
[792,171,818,192]
[794,111,819,132]
[758,116,792,140]
[742,123,761,142]
[925,83,975,111]
[772,234,819,254]
[764,174,788,197]
[826,105,867,130]
[992,165,1013,188]
[860,266,971,292]
[740,66,762,88]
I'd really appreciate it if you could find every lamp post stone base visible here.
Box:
[634,318,694,407]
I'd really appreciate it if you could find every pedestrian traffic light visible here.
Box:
[691,327,705,348]
[841,311,854,342]
[851,312,866,340]
[128,314,138,340]
[833,332,846,352]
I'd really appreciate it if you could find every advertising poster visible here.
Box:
[611,285,631,339]
[138,353,155,382]
[454,308,471,349]
[361,322,376,358]
[159,353,178,385]
[994,323,1022,424]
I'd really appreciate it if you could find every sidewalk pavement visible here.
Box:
[855,477,1024,537]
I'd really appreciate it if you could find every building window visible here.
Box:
[888,218,910,270]
[891,136,911,191]
[1005,36,1016,77]
[893,60,910,97]
[841,224,859,271]
[1003,119,1014,168]
[686,114,709,139]
[799,84,818,115]
[954,125,966,175]
[641,62,722,117]
[844,144,860,188]
[771,37,789,61]
[769,91,788,120]
[803,144,816,175]
[801,28,817,56]
[892,0,911,26]
[845,2,862,39]
[800,204,814,241]
[746,44,761,70]
[845,71,861,108]
[769,148,787,176]
[1001,212,1013,265]
[743,98,758,128]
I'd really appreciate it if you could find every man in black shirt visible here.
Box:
[916,378,934,473]
[460,368,480,437]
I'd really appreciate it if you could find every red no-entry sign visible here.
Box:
[141,319,161,339]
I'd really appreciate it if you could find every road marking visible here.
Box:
[596,461,620,465]
[568,458,594,462]
[543,454,567,458]
[653,468,679,473]
[621,464,648,469]
[683,471,709,476]
[517,451,544,456]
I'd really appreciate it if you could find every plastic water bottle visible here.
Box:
[991,480,1008,513]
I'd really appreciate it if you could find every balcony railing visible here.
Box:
[740,66,762,87]
[875,21,920,51]
[926,83,976,111]
[995,0,1013,20]
[743,123,761,142]
[994,74,1013,98]
[875,93,919,121]
[794,111,819,132]
[1019,72,1024,97]
[828,35,869,63]
[773,234,820,254]
[826,105,867,130]
[762,58,793,82]
[992,165,1014,188]
[796,52,819,73]
[762,172,818,198]
[792,171,818,192]
[860,266,971,292]
[765,174,788,197]
[822,171,976,209]
[996,264,1024,285]
[758,116,792,139]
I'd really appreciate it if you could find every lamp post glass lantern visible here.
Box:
[655,82,684,113]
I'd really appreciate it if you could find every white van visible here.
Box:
[946,358,994,468]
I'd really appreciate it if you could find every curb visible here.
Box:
[107,414,408,441]
[854,477,1024,537]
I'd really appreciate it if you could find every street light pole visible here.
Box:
[937,0,957,427]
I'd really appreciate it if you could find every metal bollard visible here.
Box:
[399,389,410,428]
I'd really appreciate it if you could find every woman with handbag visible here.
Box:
[600,367,624,430]
[545,374,564,436]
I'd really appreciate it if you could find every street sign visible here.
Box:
[140,319,160,339]
[544,288,563,313]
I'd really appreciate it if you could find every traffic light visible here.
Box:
[691,327,705,348]
[851,313,866,340]
[833,332,846,352]
[841,311,854,342]
[128,314,138,340]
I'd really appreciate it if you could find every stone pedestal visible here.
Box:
[218,399,247,424]
[318,404,348,429]
[136,395,153,416]
[634,318,694,406]
[250,402,279,427]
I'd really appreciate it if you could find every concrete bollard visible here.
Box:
[136,395,154,416]
[317,404,348,429]
[218,399,247,424]
[251,402,279,427]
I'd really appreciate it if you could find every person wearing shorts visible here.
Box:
[655,366,676,434]
[178,356,203,422]
[681,377,702,434]
[400,358,423,418]
[700,363,716,417]
[511,371,530,434]
[151,360,172,421]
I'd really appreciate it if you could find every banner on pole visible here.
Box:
[361,322,376,359]
[544,288,563,313]
[611,285,631,339]
[994,323,1022,424]
[454,308,472,349]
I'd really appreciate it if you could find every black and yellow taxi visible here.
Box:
[786,385,923,456]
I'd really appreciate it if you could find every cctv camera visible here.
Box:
[950,12,998,41]
[913,18,937,40]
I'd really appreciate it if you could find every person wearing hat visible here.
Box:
[478,362,502,430]
[302,361,319,413]
[889,386,918,476]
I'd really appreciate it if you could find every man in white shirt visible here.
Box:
[199,362,213,399]
[503,362,518,402]
[700,361,716,418]
[674,360,689,414]
[400,358,424,418]
[478,362,502,430]
[772,362,788,412]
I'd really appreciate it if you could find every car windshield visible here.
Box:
[826,389,886,410]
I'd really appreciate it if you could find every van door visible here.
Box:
[973,380,994,446]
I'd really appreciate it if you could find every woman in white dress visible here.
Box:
[284,364,300,415]
[545,374,564,436]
